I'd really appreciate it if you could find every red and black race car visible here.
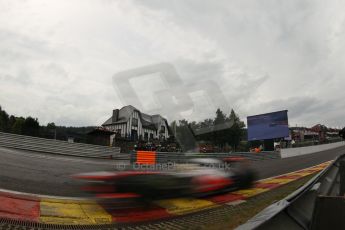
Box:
[74,157,256,206]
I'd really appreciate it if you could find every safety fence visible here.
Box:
[0,131,124,159]
[237,152,345,230]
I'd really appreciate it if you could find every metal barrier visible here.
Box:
[237,152,345,230]
[281,141,345,158]
[0,131,126,159]
[130,151,281,164]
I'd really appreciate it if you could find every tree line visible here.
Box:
[0,106,40,136]
[170,108,246,151]
[1,105,247,150]
[0,106,94,142]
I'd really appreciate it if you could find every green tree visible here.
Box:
[227,109,245,150]
[214,108,226,125]
[196,118,214,142]
[169,108,246,152]
[46,122,57,139]
[213,108,228,148]
[22,117,40,136]
[0,106,10,132]
[12,117,25,134]
[200,119,213,128]
[8,115,16,130]
[47,122,56,130]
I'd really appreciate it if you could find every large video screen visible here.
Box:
[247,110,289,141]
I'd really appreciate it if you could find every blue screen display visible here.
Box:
[247,110,289,141]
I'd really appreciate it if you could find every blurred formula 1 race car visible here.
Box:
[74,157,256,206]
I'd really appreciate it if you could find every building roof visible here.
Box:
[102,105,136,126]
[87,127,115,136]
[102,105,168,131]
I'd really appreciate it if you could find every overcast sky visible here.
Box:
[0,0,344,128]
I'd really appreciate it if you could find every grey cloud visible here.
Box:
[0,0,344,127]
[251,96,344,127]
[174,58,225,84]
[0,72,31,85]
[135,0,345,126]
[0,29,54,61]
[41,63,69,77]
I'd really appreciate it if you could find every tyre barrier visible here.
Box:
[0,161,330,227]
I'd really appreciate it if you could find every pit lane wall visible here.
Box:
[0,161,330,226]
[280,141,345,158]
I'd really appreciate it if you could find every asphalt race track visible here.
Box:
[251,145,345,179]
[0,147,125,196]
[0,146,345,197]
